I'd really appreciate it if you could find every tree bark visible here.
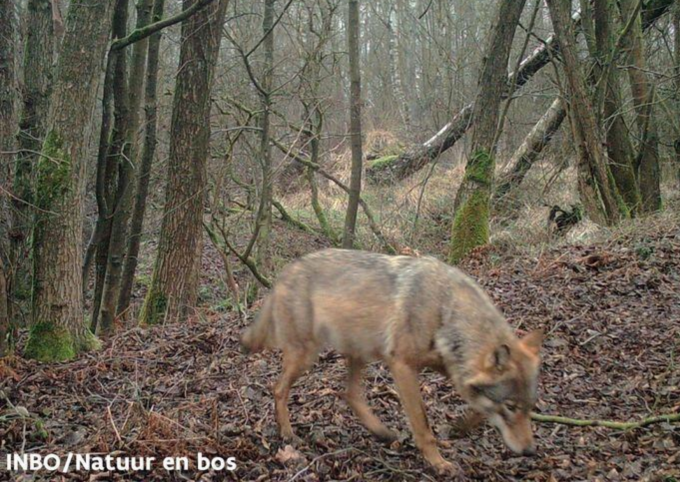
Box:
[139,0,228,325]
[342,0,363,249]
[118,0,166,317]
[494,96,567,205]
[13,0,55,310]
[591,0,642,214]
[619,0,662,212]
[90,0,130,333]
[366,0,674,184]
[25,0,115,362]
[0,0,17,357]
[544,0,626,226]
[448,0,527,263]
[255,0,275,271]
[97,0,154,334]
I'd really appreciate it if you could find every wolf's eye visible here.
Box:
[503,401,518,413]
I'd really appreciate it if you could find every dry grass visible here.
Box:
[277,130,680,261]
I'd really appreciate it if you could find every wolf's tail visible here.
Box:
[241,295,274,354]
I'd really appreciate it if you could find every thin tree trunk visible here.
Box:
[619,0,662,212]
[494,96,567,205]
[90,0,130,333]
[342,0,363,249]
[365,0,674,184]
[97,0,154,334]
[25,0,115,361]
[118,0,166,317]
[255,0,275,272]
[139,0,228,325]
[448,0,527,263]
[13,0,55,310]
[544,0,626,226]
[0,0,17,357]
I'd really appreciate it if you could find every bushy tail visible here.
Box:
[241,296,274,354]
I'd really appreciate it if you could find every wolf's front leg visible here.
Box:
[389,360,458,475]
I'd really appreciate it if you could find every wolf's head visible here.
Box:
[462,330,543,455]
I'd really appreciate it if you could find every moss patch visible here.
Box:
[24,322,76,362]
[465,149,494,186]
[35,130,71,212]
[140,288,168,326]
[449,189,490,264]
[367,155,399,172]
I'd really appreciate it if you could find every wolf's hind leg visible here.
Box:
[345,358,397,443]
[388,360,457,474]
[274,347,315,442]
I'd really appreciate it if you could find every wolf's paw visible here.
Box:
[432,459,459,476]
[281,432,303,446]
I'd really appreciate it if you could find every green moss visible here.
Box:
[24,322,76,362]
[35,130,72,212]
[605,166,631,219]
[76,329,102,353]
[368,155,398,171]
[139,288,167,326]
[449,189,490,264]
[465,149,494,186]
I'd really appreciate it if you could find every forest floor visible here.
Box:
[2,214,680,481]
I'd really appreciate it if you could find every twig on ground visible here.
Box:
[531,412,680,429]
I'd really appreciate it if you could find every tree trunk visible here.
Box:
[0,0,17,357]
[118,0,166,317]
[619,0,662,212]
[89,0,130,333]
[448,0,527,264]
[25,0,115,362]
[494,96,567,205]
[544,0,626,226]
[13,0,55,310]
[342,0,363,249]
[365,0,674,184]
[139,0,228,325]
[97,0,154,334]
[591,0,642,214]
[255,0,275,272]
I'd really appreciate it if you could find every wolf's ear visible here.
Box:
[487,344,510,371]
[521,329,543,356]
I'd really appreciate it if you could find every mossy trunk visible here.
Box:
[140,0,228,325]
[591,0,642,214]
[118,0,166,317]
[13,0,55,313]
[26,0,114,362]
[449,151,492,264]
[449,0,527,263]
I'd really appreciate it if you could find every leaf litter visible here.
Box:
[1,224,679,481]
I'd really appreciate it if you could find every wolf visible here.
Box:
[241,249,543,473]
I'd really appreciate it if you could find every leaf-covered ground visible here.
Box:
[1,221,679,481]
